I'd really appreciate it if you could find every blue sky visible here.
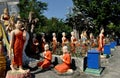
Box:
[42,0,73,19]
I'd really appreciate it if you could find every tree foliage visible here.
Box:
[35,17,72,38]
[18,0,47,19]
[71,0,120,34]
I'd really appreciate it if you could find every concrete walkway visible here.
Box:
[31,46,120,78]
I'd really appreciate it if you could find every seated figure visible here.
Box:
[54,46,73,74]
[37,44,52,69]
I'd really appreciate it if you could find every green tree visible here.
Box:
[18,0,47,19]
[70,0,120,34]
[35,17,72,37]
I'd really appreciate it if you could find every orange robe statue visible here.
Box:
[52,33,57,53]
[37,50,52,69]
[97,34,104,52]
[12,31,25,66]
[54,52,71,74]
[70,38,77,53]
[97,28,105,52]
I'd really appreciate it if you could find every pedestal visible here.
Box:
[104,44,111,58]
[6,70,32,78]
[85,68,103,76]
[110,41,116,51]
[87,49,100,69]
[0,54,6,78]
[85,49,103,76]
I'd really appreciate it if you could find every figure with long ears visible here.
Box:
[9,20,28,73]
[52,33,57,53]
[97,28,105,53]
[54,46,72,74]
[37,44,52,69]
[1,8,10,26]
[70,31,77,53]
[62,32,68,47]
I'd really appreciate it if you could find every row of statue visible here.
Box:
[0,8,108,76]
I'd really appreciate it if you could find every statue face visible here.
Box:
[44,44,49,51]
[101,29,104,33]
[62,46,68,53]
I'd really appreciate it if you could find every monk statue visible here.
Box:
[1,8,10,26]
[52,33,57,53]
[62,32,68,47]
[70,31,77,53]
[37,44,52,70]
[9,19,28,73]
[97,28,105,53]
[54,46,73,74]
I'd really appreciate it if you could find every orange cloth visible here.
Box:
[37,50,52,69]
[54,53,71,74]
[52,39,57,53]
[41,40,46,52]
[62,37,68,46]
[97,34,104,52]
[12,31,25,66]
[70,38,77,53]
[31,38,39,53]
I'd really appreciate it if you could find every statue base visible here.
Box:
[85,67,103,76]
[0,54,6,78]
[6,69,32,78]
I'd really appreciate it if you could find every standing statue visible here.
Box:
[9,20,28,73]
[62,32,68,47]
[97,28,105,53]
[52,33,57,53]
[70,31,77,53]
[1,8,10,26]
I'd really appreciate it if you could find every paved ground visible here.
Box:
[29,46,120,78]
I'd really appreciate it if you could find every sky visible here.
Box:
[42,0,73,19]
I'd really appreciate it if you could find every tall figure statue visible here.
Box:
[6,16,15,41]
[62,32,68,47]
[97,28,105,53]
[81,30,87,43]
[41,33,46,52]
[70,31,77,53]
[52,33,57,53]
[1,8,10,26]
[54,46,72,74]
[9,20,27,72]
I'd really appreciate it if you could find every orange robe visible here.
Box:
[62,37,68,47]
[12,31,25,66]
[97,34,104,52]
[32,38,39,53]
[37,50,52,69]
[54,53,71,74]
[52,39,57,53]
[70,38,77,53]
[41,39,46,52]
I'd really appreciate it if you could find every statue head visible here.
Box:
[62,46,69,53]
[62,32,66,36]
[52,33,56,36]
[44,44,49,51]
[3,8,8,14]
